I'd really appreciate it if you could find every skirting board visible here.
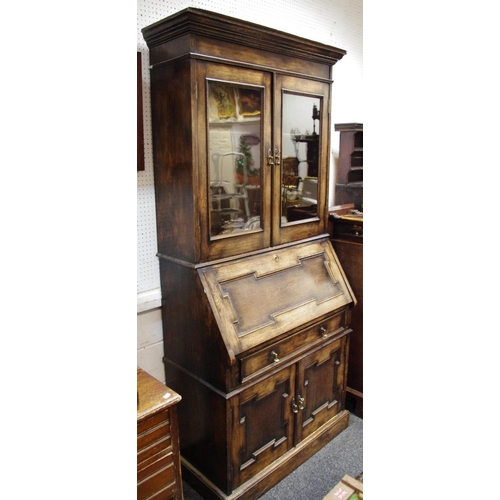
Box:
[137,287,162,313]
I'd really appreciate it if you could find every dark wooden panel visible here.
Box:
[232,365,296,487]
[137,52,145,171]
[298,336,347,441]
[330,234,363,418]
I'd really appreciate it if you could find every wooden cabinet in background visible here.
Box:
[328,204,363,418]
[334,123,363,211]
[137,368,183,500]
[142,8,356,500]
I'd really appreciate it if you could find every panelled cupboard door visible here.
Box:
[295,336,347,442]
[231,364,296,488]
[196,61,273,262]
[272,75,332,247]
[230,334,347,489]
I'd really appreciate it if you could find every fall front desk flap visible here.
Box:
[198,238,356,361]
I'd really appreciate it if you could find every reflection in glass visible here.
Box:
[208,82,262,238]
[281,93,321,224]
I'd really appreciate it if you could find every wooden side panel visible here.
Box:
[160,259,234,391]
[150,59,197,262]
[330,237,363,417]
[165,362,231,495]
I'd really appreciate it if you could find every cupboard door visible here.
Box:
[295,336,347,442]
[231,364,296,488]
[196,62,273,262]
[272,75,331,246]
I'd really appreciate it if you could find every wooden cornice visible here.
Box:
[142,7,346,66]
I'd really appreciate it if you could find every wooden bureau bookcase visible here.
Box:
[142,8,356,500]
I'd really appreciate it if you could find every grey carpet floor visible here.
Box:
[182,413,363,500]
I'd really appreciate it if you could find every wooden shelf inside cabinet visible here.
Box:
[334,123,363,211]
[137,368,184,500]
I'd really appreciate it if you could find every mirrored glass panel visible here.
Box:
[281,93,321,225]
[208,82,262,238]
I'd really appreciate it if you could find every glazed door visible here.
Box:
[294,335,348,442]
[231,364,296,488]
[272,75,332,246]
[196,62,273,262]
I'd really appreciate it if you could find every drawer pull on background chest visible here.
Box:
[270,350,280,363]
[319,326,327,338]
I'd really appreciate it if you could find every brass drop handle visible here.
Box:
[268,149,275,166]
[270,350,280,363]
[319,326,327,338]
[297,395,305,410]
[292,395,305,413]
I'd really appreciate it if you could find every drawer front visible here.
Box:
[138,411,171,452]
[138,409,173,468]
[137,459,176,500]
[138,434,173,466]
[240,313,346,381]
[138,409,170,435]
[138,437,172,473]
[138,452,174,483]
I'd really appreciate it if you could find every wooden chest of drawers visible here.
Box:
[137,368,183,500]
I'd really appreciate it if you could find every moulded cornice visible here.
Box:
[142,7,346,66]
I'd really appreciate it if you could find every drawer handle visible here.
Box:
[319,326,328,338]
[335,360,340,366]
[270,351,280,363]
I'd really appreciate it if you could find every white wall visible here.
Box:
[137,0,363,382]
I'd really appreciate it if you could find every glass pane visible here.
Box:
[281,93,321,224]
[208,82,262,238]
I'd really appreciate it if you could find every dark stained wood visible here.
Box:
[142,9,355,500]
[328,206,363,418]
[142,7,346,70]
[137,368,183,500]
[137,52,145,171]
[143,10,345,264]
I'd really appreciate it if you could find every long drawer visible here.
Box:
[239,312,347,382]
